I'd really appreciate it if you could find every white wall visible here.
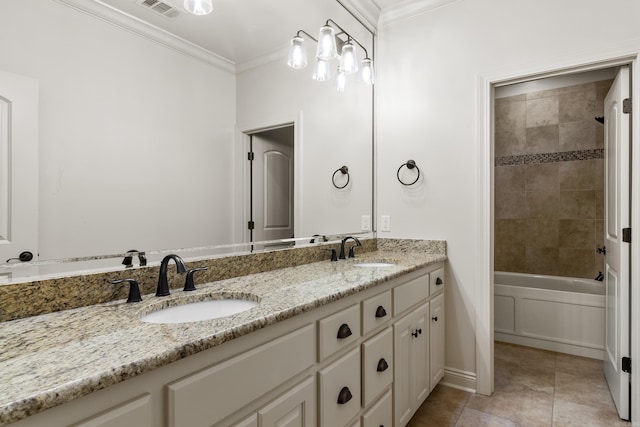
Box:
[0,0,236,259]
[377,0,640,387]
[236,49,374,239]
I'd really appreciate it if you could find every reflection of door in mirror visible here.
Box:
[0,70,38,263]
[249,126,294,250]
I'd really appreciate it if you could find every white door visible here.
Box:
[0,70,38,264]
[250,127,294,246]
[603,65,631,420]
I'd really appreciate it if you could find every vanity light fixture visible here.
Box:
[184,0,212,15]
[287,19,374,91]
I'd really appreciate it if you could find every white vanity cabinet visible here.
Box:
[12,262,445,427]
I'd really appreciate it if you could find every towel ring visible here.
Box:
[332,166,350,189]
[397,160,420,186]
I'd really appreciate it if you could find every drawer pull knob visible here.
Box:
[432,316,438,322]
[375,305,387,318]
[436,277,443,285]
[337,386,353,404]
[377,358,389,372]
[337,323,353,339]
[412,328,423,338]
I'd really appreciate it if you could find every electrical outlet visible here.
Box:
[361,215,371,231]
[381,215,391,232]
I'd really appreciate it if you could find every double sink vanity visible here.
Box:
[0,239,446,427]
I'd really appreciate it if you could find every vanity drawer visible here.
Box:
[168,324,314,427]
[429,266,445,295]
[361,389,392,427]
[318,347,361,427]
[361,290,391,335]
[393,274,429,316]
[361,327,393,407]
[318,304,360,361]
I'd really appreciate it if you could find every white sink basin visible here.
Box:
[353,262,395,268]
[140,299,258,324]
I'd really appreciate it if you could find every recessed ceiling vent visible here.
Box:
[137,0,181,20]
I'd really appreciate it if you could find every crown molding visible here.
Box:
[337,0,381,33]
[53,0,236,74]
[236,46,289,74]
[379,0,461,26]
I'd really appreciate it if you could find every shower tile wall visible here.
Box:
[494,80,612,279]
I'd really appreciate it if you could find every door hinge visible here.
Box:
[623,98,632,114]
[622,357,631,373]
[247,221,254,230]
[247,151,254,161]
[623,228,631,243]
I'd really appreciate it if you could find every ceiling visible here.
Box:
[99,0,380,66]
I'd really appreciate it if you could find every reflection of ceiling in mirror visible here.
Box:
[97,0,371,64]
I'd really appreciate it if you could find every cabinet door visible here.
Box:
[258,377,315,427]
[429,293,445,392]
[393,310,414,427]
[413,303,430,406]
[393,302,429,427]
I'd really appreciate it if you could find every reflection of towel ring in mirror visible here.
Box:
[397,160,420,186]
[332,166,350,189]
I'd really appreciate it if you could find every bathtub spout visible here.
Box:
[595,271,604,281]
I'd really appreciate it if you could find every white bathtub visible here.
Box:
[494,271,605,359]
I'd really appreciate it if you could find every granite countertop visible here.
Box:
[0,248,446,425]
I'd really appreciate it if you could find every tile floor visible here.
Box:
[408,341,631,427]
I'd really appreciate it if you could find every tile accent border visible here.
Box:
[496,148,604,166]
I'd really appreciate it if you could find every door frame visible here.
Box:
[476,47,640,422]
[234,113,303,246]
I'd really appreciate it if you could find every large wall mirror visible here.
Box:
[0,0,374,282]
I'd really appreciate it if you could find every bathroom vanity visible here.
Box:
[0,245,446,427]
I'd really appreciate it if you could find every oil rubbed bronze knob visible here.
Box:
[436,277,443,285]
[432,316,438,322]
[337,323,353,339]
[377,358,389,372]
[337,387,353,404]
[375,305,387,318]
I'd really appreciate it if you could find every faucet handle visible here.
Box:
[184,267,208,292]
[108,279,142,303]
[325,248,338,262]
[348,238,362,258]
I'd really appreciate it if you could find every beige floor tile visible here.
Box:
[555,352,602,377]
[408,385,471,427]
[455,407,517,426]
[495,341,557,370]
[554,370,614,412]
[552,398,630,427]
[495,357,556,394]
[466,388,553,427]
[407,344,623,427]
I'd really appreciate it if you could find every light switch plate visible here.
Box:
[361,215,371,231]
[381,215,390,232]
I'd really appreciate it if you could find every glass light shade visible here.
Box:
[361,58,375,85]
[287,36,308,69]
[339,42,358,75]
[312,59,331,81]
[335,67,347,93]
[184,0,213,15]
[316,25,337,60]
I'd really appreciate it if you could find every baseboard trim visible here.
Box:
[495,332,605,360]
[440,367,476,393]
